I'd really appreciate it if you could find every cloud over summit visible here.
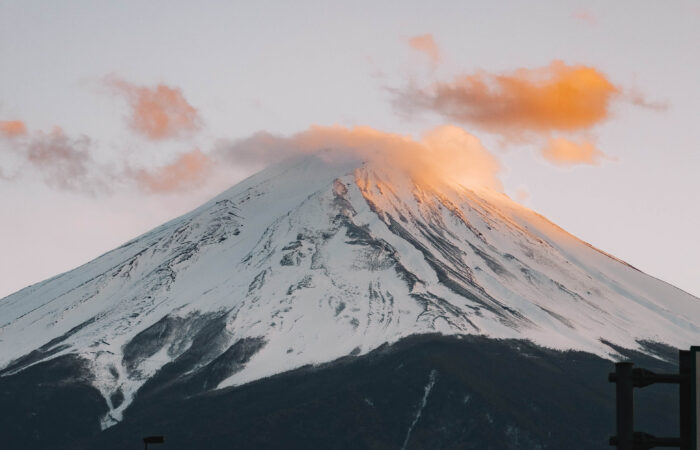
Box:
[217,124,502,191]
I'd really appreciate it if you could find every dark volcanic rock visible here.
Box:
[0,354,108,450]
[54,335,679,450]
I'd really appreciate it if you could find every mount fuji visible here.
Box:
[1,151,698,449]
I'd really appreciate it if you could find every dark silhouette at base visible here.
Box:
[143,435,164,450]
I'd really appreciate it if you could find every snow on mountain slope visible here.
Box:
[1,151,699,427]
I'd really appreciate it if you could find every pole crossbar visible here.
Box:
[608,349,694,450]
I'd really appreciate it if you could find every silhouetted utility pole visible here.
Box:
[143,435,164,450]
[692,346,699,450]
[609,346,699,450]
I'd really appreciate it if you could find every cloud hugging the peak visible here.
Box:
[216,124,502,191]
[106,76,201,140]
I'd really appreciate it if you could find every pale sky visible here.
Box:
[1,0,699,298]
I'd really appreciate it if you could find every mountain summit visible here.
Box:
[1,152,698,447]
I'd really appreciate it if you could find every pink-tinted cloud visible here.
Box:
[0,120,115,191]
[0,116,212,193]
[394,60,620,137]
[14,127,97,191]
[540,137,606,167]
[133,149,211,193]
[106,76,201,140]
[408,34,440,65]
[0,120,27,138]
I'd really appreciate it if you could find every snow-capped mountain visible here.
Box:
[1,151,699,430]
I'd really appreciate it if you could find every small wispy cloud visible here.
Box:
[130,149,211,193]
[1,124,103,192]
[0,119,213,194]
[408,34,440,66]
[105,76,201,140]
[625,89,669,112]
[0,120,28,138]
[572,11,597,25]
[540,137,606,167]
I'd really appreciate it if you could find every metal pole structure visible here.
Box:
[609,349,696,449]
[679,351,691,450]
[615,362,635,450]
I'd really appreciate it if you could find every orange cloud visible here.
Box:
[217,124,502,191]
[0,120,27,138]
[106,77,201,140]
[134,149,211,193]
[540,137,605,166]
[408,34,440,65]
[394,60,619,136]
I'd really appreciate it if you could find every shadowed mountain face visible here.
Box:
[0,355,108,449]
[0,154,697,448]
[1,335,680,450]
